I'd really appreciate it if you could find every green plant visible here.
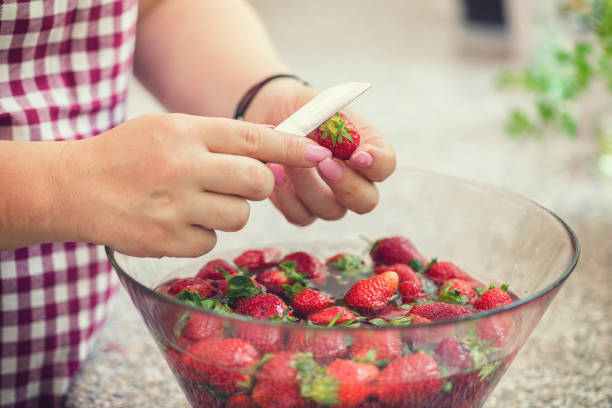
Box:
[497,0,612,138]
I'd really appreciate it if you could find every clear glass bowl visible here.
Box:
[106,169,579,408]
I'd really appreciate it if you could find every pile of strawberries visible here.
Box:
[156,236,517,408]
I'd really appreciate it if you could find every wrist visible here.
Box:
[243,77,316,125]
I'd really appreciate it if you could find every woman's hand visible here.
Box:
[245,80,397,226]
[54,114,330,257]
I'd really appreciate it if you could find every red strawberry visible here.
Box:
[180,313,223,342]
[425,261,484,288]
[410,302,475,321]
[167,277,216,298]
[252,351,308,408]
[476,314,516,347]
[399,280,430,304]
[374,353,443,406]
[288,286,335,317]
[474,288,512,311]
[156,278,178,295]
[235,324,283,353]
[256,261,308,295]
[196,259,239,281]
[374,263,420,284]
[235,293,289,320]
[434,338,473,371]
[280,251,325,281]
[182,338,259,394]
[369,236,427,266]
[308,306,357,326]
[314,112,360,160]
[344,271,399,315]
[287,331,347,363]
[234,248,282,273]
[326,253,364,271]
[438,279,478,304]
[349,331,403,362]
[326,359,379,407]
[227,394,257,408]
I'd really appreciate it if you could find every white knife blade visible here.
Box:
[274,82,372,137]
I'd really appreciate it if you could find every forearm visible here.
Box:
[0,141,74,251]
[134,0,294,119]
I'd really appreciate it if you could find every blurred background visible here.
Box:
[67,1,612,407]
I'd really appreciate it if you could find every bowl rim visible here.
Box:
[105,168,580,331]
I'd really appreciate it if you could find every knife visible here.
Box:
[274,82,372,137]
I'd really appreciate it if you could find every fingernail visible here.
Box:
[352,151,373,168]
[318,158,342,181]
[305,145,332,163]
[259,124,276,128]
[268,163,287,186]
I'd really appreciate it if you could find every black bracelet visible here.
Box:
[233,74,308,120]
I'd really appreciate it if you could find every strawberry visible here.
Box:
[287,331,347,363]
[235,324,283,354]
[410,302,475,321]
[280,251,324,281]
[235,293,289,320]
[325,359,379,407]
[326,253,364,272]
[227,394,257,408]
[308,306,357,326]
[180,312,223,342]
[434,338,473,371]
[314,112,360,160]
[474,288,512,311]
[398,280,430,304]
[437,279,478,304]
[234,248,282,273]
[167,277,216,298]
[476,314,515,347]
[155,278,178,295]
[196,259,239,281]
[286,285,335,317]
[182,338,259,394]
[256,261,308,295]
[252,351,308,408]
[424,261,484,288]
[369,236,427,266]
[374,352,443,406]
[344,271,399,315]
[373,263,420,284]
[349,331,403,363]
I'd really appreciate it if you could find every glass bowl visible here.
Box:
[106,168,578,408]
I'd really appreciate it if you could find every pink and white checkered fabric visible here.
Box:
[0,1,137,406]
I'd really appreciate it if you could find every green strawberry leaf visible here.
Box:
[329,254,363,272]
[409,259,424,272]
[224,275,262,302]
[437,283,470,305]
[292,353,339,405]
[327,311,344,327]
[268,308,298,323]
[443,381,453,392]
[500,283,510,292]
[255,353,276,369]
[423,258,438,273]
[283,282,306,301]
[337,319,361,328]
[474,287,487,296]
[175,290,232,314]
[478,359,503,381]
[280,261,308,286]
[368,315,414,326]
[353,348,390,367]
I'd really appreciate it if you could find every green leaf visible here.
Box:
[327,311,344,327]
[255,353,276,369]
[280,261,308,286]
[329,254,363,272]
[175,290,232,314]
[443,381,453,392]
[500,283,510,292]
[353,348,389,367]
[559,112,577,137]
[368,318,390,326]
[292,353,340,405]
[478,359,503,381]
[437,283,470,305]
[423,258,438,273]
[283,282,306,301]
[409,259,424,272]
[225,275,262,301]
[216,266,232,281]
[506,109,537,137]
[536,99,557,123]
[474,287,487,296]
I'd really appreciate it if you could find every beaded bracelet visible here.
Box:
[233,74,308,120]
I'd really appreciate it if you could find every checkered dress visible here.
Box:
[0,1,137,406]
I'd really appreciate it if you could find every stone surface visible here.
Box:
[65,2,612,407]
